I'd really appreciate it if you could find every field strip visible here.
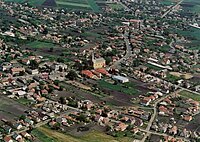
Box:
[56,1,91,7]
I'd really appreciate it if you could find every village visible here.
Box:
[0,0,199,142]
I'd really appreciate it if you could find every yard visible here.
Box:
[179,90,200,102]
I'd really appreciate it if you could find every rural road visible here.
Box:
[161,0,184,18]
[140,89,183,142]
[111,31,132,69]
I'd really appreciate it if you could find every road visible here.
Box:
[140,89,183,142]
[161,0,183,18]
[139,128,190,142]
[111,31,132,69]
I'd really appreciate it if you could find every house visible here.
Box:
[50,62,67,71]
[12,133,22,141]
[4,136,13,142]
[81,70,97,79]
[112,75,129,83]
[16,90,26,98]
[20,132,32,139]
[10,67,25,75]
[183,115,193,122]
[114,122,128,131]
[13,123,23,130]
[95,68,110,76]
[169,126,178,135]
[141,97,151,106]
[26,68,39,75]
[3,125,12,134]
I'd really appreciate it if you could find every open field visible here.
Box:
[179,90,200,101]
[181,0,200,13]
[54,0,100,12]
[107,3,124,11]
[0,95,28,121]
[4,0,46,6]
[26,41,56,49]
[33,126,132,142]
[169,72,193,79]
[171,27,200,50]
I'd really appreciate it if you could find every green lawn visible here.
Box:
[179,90,200,102]
[98,80,139,95]
[26,41,55,49]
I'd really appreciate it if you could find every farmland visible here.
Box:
[33,126,132,142]
[179,90,200,102]
[0,95,28,121]
[4,0,46,6]
[54,0,101,12]
[25,41,56,49]
[107,3,124,11]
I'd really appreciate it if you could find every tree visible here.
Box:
[105,57,112,65]
[30,60,39,69]
[59,97,66,104]
[49,47,54,52]
[54,80,60,86]
[66,70,77,80]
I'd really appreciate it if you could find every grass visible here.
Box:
[27,0,46,6]
[56,1,90,8]
[87,0,100,12]
[4,0,46,5]
[107,3,124,10]
[4,0,25,3]
[98,80,139,95]
[165,73,181,83]
[33,127,132,142]
[32,128,57,142]
[16,98,33,105]
[160,0,175,5]
[26,41,55,49]
[179,90,200,102]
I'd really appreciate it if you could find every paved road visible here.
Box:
[111,31,132,69]
[161,0,183,18]
[140,89,183,142]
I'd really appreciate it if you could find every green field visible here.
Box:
[56,1,90,8]
[4,0,25,2]
[32,127,132,142]
[98,80,139,95]
[55,0,100,12]
[107,3,124,10]
[4,0,46,5]
[171,27,200,50]
[179,90,200,102]
[87,0,100,12]
[26,41,55,49]
[160,0,175,5]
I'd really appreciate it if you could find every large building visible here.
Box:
[92,53,106,69]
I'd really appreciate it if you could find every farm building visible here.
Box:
[112,75,129,83]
